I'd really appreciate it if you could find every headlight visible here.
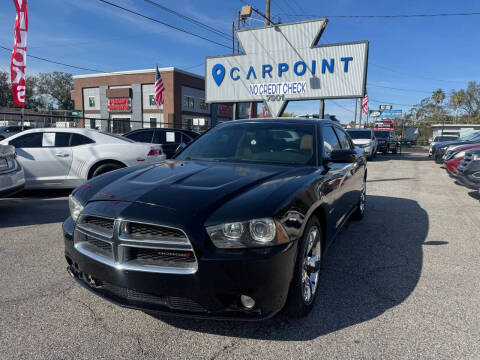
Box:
[206,218,288,248]
[69,194,84,222]
[454,151,466,159]
[359,143,371,148]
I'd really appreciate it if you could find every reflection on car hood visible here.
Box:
[86,160,311,217]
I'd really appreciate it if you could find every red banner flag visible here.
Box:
[11,0,28,108]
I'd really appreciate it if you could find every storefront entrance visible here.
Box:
[111,118,131,134]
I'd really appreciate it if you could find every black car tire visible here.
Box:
[392,147,398,154]
[284,216,323,318]
[90,162,124,178]
[352,176,366,221]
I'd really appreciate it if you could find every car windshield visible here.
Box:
[459,131,480,141]
[175,122,317,165]
[347,130,371,139]
[374,131,389,138]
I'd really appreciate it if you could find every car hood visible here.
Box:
[352,139,372,145]
[80,160,313,221]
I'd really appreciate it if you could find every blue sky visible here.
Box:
[1,0,479,122]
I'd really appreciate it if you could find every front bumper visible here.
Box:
[456,171,480,190]
[0,162,25,197]
[63,217,297,320]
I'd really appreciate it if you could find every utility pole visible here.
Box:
[359,102,363,127]
[265,0,270,26]
[354,98,358,127]
[319,100,325,119]
[232,21,235,54]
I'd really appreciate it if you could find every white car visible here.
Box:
[346,128,377,160]
[0,144,25,197]
[0,128,166,189]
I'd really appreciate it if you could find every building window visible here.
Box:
[88,96,95,108]
[150,118,157,128]
[199,99,208,111]
[149,94,156,106]
[183,96,194,109]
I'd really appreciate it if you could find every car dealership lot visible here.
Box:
[1,149,479,359]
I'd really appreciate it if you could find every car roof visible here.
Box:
[13,127,98,134]
[226,118,339,126]
[347,128,373,131]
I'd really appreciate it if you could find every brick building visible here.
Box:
[71,67,232,133]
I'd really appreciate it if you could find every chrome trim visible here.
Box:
[73,216,198,274]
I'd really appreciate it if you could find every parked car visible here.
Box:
[0,125,32,140]
[374,130,400,154]
[347,128,377,160]
[428,135,458,157]
[431,131,480,163]
[0,128,166,189]
[64,118,367,320]
[456,148,480,190]
[123,128,200,158]
[0,144,25,197]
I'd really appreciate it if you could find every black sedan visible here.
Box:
[64,118,367,320]
[456,148,480,190]
[123,128,200,158]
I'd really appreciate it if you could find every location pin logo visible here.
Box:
[212,64,225,86]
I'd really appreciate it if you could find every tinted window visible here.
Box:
[71,133,94,146]
[347,130,372,139]
[176,123,316,165]
[125,130,154,143]
[154,130,182,144]
[9,133,43,148]
[334,127,352,149]
[375,131,389,138]
[322,126,341,158]
[55,133,71,147]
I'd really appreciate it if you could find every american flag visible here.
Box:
[154,65,165,107]
[362,93,369,115]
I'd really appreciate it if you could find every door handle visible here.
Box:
[55,153,69,157]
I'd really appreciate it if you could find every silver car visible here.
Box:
[0,145,25,197]
[0,125,32,141]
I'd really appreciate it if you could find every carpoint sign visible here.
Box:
[206,19,369,117]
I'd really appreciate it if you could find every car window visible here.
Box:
[322,126,342,158]
[55,133,71,147]
[71,133,94,146]
[333,127,352,149]
[346,130,372,139]
[154,130,181,144]
[125,130,153,143]
[176,123,317,166]
[9,132,43,148]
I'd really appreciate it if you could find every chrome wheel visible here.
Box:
[302,226,321,305]
[360,180,366,214]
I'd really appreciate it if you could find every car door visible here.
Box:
[10,132,73,188]
[319,125,349,234]
[333,126,362,220]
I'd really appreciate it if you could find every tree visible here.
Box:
[0,70,43,110]
[449,90,465,124]
[37,72,74,110]
[460,81,480,120]
[431,89,446,124]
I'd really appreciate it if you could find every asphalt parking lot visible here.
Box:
[1,148,479,359]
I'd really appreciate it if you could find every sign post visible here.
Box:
[206,19,369,117]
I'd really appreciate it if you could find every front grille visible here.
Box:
[97,281,206,312]
[129,222,184,239]
[74,216,198,274]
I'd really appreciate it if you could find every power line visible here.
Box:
[0,45,106,72]
[279,11,480,19]
[369,98,415,107]
[370,63,466,84]
[368,83,433,94]
[98,0,231,49]
[331,100,355,114]
[143,0,232,40]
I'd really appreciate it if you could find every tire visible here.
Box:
[352,176,366,221]
[90,162,124,178]
[284,216,323,318]
[373,150,377,158]
[392,147,398,154]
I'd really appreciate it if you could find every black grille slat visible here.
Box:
[83,216,114,230]
[85,236,112,256]
[133,248,196,263]
[129,223,185,239]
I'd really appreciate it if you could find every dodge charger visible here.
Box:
[63,118,367,320]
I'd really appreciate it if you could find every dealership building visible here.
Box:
[71,67,233,133]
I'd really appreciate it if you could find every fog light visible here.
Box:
[240,295,255,309]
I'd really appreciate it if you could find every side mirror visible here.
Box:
[328,149,357,163]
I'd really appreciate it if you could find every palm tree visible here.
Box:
[431,89,445,124]
[449,90,465,124]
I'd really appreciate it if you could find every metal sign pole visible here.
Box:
[319,99,325,119]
